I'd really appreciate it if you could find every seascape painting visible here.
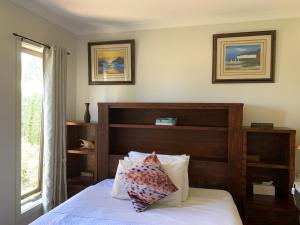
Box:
[97,50,125,75]
[224,44,261,71]
[88,40,135,84]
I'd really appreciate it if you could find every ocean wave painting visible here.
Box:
[89,40,134,84]
[97,51,125,75]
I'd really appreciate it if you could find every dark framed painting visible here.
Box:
[88,40,135,85]
[212,30,276,83]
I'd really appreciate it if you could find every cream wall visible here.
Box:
[76,18,300,171]
[0,0,76,224]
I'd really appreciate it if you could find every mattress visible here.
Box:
[31,179,242,225]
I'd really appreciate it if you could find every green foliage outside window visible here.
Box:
[21,52,43,197]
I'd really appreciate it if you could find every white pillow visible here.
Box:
[111,159,133,200]
[128,151,190,201]
[111,157,186,207]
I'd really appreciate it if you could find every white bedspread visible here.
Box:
[31,179,242,225]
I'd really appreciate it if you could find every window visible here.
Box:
[20,42,43,203]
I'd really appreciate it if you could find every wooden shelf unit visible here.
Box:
[242,127,298,225]
[66,122,98,198]
[98,103,244,209]
[109,123,228,131]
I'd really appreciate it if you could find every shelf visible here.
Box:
[243,126,295,133]
[245,195,296,209]
[67,149,95,155]
[66,121,97,126]
[247,162,289,169]
[67,176,93,186]
[109,123,228,131]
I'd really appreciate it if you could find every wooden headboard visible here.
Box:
[98,103,243,208]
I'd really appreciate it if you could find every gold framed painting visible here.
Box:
[212,31,276,83]
[88,40,135,85]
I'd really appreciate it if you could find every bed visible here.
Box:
[31,179,242,225]
[32,103,244,224]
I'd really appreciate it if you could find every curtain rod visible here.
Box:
[12,33,70,55]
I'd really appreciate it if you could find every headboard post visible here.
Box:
[228,105,243,208]
[98,103,110,181]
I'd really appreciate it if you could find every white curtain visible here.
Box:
[42,46,68,212]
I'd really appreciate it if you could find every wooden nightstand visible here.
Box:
[242,127,299,225]
[244,195,298,225]
[66,122,98,198]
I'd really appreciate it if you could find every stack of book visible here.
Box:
[155,117,177,126]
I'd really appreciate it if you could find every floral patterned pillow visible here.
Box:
[122,153,178,212]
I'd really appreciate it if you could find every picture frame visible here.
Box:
[88,40,135,85]
[212,30,276,83]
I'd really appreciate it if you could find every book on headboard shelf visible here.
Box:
[251,122,274,128]
[155,117,177,126]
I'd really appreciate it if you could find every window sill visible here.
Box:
[17,197,43,225]
[21,196,42,215]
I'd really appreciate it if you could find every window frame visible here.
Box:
[20,44,44,202]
